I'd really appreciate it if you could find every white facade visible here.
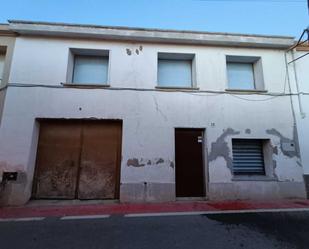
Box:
[0,21,306,205]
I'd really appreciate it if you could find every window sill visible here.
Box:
[155,86,199,91]
[225,88,267,93]
[62,83,110,88]
[232,175,277,182]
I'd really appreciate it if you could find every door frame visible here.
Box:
[174,128,208,200]
[31,118,123,200]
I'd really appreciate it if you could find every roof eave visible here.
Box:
[8,20,295,49]
[0,24,17,37]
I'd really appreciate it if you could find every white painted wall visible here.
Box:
[0,36,305,205]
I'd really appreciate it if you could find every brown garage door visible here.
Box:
[32,120,122,200]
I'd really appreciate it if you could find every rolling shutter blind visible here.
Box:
[232,139,265,175]
[73,55,108,84]
[158,59,192,87]
[227,62,255,90]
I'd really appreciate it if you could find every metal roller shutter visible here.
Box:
[232,139,265,175]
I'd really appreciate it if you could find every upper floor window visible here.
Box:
[0,52,5,85]
[73,55,108,84]
[68,49,109,85]
[157,53,195,88]
[226,55,264,90]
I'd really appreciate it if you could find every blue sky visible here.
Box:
[0,0,308,37]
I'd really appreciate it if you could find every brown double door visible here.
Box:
[175,129,205,198]
[32,120,122,200]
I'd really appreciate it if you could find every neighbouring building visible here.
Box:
[0,20,307,206]
[0,24,15,125]
[287,36,309,198]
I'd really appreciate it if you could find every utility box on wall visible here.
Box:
[2,172,18,182]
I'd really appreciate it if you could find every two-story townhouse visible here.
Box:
[0,20,306,206]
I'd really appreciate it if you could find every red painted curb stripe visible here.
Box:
[1,200,309,219]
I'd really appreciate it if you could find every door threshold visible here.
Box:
[176,197,207,201]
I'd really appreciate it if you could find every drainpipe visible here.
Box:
[284,52,302,162]
[284,52,297,124]
[290,50,306,119]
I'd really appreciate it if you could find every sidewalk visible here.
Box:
[1,199,309,219]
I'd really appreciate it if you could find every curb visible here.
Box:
[1,199,309,219]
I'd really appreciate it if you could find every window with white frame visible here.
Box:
[232,139,266,175]
[226,55,264,90]
[68,49,109,85]
[157,53,194,88]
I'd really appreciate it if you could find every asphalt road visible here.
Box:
[0,211,309,249]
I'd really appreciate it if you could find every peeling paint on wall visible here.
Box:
[208,128,240,172]
[126,48,132,56]
[170,161,175,169]
[273,146,278,155]
[156,158,164,164]
[127,158,145,167]
[266,128,300,158]
[272,160,279,179]
[245,129,251,134]
[126,45,143,56]
[126,158,173,168]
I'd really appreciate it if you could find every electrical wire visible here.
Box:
[229,94,281,101]
[1,82,306,103]
[0,82,289,95]
[288,52,309,64]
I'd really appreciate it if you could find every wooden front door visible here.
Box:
[175,129,205,198]
[32,120,122,200]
